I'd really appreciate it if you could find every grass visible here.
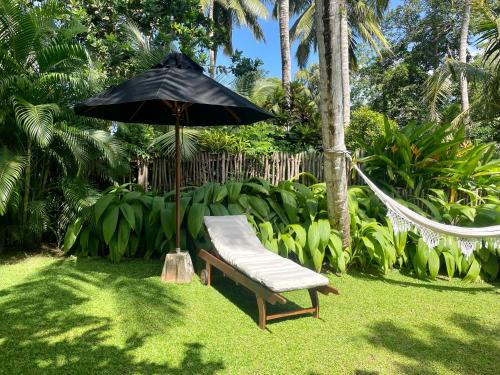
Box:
[0,255,499,375]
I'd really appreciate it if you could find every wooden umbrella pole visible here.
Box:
[175,106,181,252]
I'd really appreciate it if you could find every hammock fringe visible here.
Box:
[352,164,500,258]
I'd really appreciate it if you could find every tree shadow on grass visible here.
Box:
[349,269,499,294]
[0,258,224,374]
[365,313,500,375]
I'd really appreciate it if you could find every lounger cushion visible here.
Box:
[204,215,329,292]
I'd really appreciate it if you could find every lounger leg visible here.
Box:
[206,262,211,287]
[308,289,319,318]
[256,295,267,330]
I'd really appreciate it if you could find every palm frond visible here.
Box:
[0,147,26,215]
[150,128,201,160]
[13,97,58,147]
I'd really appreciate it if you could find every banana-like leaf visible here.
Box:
[463,258,481,283]
[188,203,206,238]
[94,194,116,223]
[226,182,243,203]
[307,221,320,252]
[428,248,440,280]
[120,203,136,231]
[64,217,83,251]
[117,218,130,255]
[442,252,455,278]
[161,203,175,240]
[102,206,119,245]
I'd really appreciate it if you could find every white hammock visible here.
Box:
[352,164,500,257]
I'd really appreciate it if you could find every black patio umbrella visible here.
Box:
[75,52,272,255]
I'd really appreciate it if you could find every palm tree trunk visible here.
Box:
[340,0,350,127]
[22,140,31,226]
[208,0,216,78]
[315,0,351,248]
[459,0,471,128]
[278,0,292,105]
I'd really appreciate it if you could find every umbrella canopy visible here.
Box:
[74,52,272,254]
[75,53,271,126]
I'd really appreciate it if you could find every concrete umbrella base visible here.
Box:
[161,251,194,283]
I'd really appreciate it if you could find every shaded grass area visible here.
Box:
[0,256,499,374]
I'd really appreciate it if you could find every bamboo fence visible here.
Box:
[140,151,324,191]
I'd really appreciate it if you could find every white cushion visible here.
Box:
[204,215,329,292]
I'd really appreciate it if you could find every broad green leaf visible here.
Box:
[94,194,116,223]
[249,197,269,219]
[149,196,164,223]
[193,186,205,203]
[214,185,228,203]
[228,203,244,215]
[307,221,320,252]
[463,258,481,283]
[64,217,83,252]
[117,219,130,255]
[132,203,143,234]
[279,189,298,223]
[259,221,274,243]
[289,224,306,248]
[442,252,455,278]
[317,219,331,249]
[129,233,140,256]
[244,182,269,195]
[103,206,119,245]
[310,245,325,272]
[120,203,136,231]
[188,203,205,239]
[482,255,499,280]
[428,248,440,280]
[227,182,243,203]
[209,203,229,216]
[161,203,175,240]
[414,239,429,279]
[79,226,90,255]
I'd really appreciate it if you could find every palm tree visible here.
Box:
[291,0,390,126]
[425,0,499,126]
[315,0,350,247]
[459,0,472,126]
[200,0,269,78]
[0,0,125,245]
[277,0,292,104]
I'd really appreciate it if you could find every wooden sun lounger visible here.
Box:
[198,249,339,330]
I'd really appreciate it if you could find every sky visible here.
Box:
[217,0,404,79]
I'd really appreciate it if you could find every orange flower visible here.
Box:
[390,144,398,153]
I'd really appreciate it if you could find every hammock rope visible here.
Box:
[325,148,500,256]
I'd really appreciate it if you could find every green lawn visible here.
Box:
[0,255,499,375]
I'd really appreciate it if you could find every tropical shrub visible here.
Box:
[346,107,396,151]
[358,121,500,196]
[64,178,344,270]
[0,0,126,248]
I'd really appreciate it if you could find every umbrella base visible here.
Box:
[161,250,194,283]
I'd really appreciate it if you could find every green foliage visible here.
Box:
[346,107,396,151]
[358,121,500,196]
[0,0,127,248]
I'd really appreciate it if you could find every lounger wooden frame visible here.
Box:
[198,249,339,330]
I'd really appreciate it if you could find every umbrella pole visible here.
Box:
[161,105,194,283]
[175,109,181,252]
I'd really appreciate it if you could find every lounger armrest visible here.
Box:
[316,285,340,295]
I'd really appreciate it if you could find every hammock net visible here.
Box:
[351,164,500,257]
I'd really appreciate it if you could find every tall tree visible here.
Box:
[315,0,351,247]
[278,0,292,103]
[340,0,350,125]
[201,0,269,78]
[290,0,390,126]
[459,0,471,126]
